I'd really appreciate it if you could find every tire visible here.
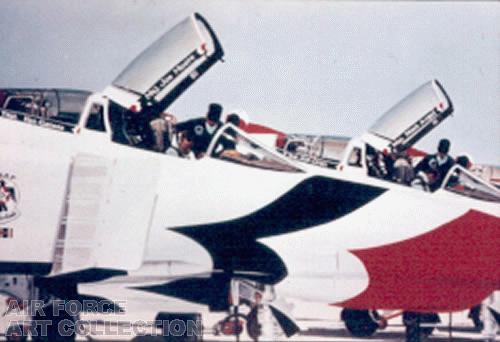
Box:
[419,312,439,337]
[421,327,435,337]
[403,312,439,341]
[341,309,379,337]
[344,317,378,337]
[405,321,421,342]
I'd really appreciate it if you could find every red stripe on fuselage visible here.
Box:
[334,210,500,312]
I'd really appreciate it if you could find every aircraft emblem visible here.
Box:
[0,174,20,223]
[194,124,204,136]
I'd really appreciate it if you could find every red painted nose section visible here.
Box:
[335,210,500,312]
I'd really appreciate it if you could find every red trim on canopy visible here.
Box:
[243,123,287,148]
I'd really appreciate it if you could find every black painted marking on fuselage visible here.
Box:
[0,262,52,275]
[136,273,231,311]
[172,176,386,283]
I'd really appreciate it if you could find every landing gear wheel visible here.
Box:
[341,309,379,337]
[422,312,439,337]
[344,317,378,337]
[6,324,27,342]
[32,305,76,342]
[421,327,435,337]
[403,312,439,342]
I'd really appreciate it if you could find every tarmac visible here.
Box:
[0,321,489,341]
[0,283,496,341]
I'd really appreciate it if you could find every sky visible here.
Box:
[0,0,498,164]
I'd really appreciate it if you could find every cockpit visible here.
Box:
[442,165,500,202]
[104,102,304,173]
[0,89,91,132]
[207,124,303,173]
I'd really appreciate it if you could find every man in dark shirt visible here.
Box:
[414,138,455,191]
[175,103,223,158]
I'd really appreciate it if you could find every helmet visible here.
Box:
[207,103,223,122]
[438,139,450,154]
[226,113,241,127]
[225,109,249,128]
[456,154,473,169]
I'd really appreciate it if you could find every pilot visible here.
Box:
[225,113,241,127]
[150,112,176,152]
[165,130,195,159]
[414,138,455,191]
[456,155,471,169]
[366,144,389,180]
[390,152,415,185]
[175,103,223,158]
[126,101,158,150]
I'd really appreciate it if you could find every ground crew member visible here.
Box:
[482,291,500,342]
[414,138,455,191]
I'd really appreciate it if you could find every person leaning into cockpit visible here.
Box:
[413,138,455,191]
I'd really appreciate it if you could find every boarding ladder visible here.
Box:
[51,154,112,275]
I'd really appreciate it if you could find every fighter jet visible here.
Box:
[0,12,498,342]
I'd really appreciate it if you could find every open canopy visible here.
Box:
[363,80,453,153]
[107,13,224,112]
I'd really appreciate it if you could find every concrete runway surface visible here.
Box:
[56,320,493,341]
[0,323,490,341]
[0,283,496,341]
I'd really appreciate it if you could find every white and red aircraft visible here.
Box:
[240,82,500,336]
[245,112,500,189]
[0,12,498,342]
